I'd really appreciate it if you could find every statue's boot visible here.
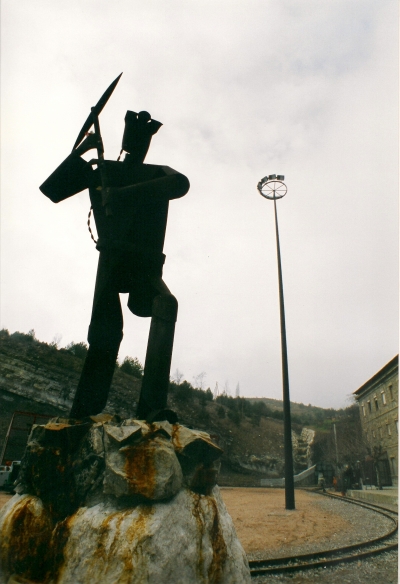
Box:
[70,346,119,419]
[136,293,178,421]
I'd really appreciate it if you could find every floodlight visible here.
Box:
[277,175,285,181]
[268,174,276,180]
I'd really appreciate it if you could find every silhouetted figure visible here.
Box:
[40,109,189,421]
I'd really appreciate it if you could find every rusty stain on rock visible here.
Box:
[123,438,157,499]
[188,490,228,584]
[190,491,205,581]
[47,512,75,583]
[206,496,227,584]
[0,495,53,582]
[44,423,70,432]
[73,506,154,583]
[171,424,182,450]
[92,511,127,574]
[124,505,154,582]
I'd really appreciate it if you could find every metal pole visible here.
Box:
[273,197,295,510]
[0,412,16,465]
[333,423,339,465]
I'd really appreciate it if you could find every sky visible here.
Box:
[1,0,398,409]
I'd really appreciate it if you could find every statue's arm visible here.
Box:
[104,166,190,203]
[39,135,97,203]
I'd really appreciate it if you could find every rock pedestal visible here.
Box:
[0,416,251,584]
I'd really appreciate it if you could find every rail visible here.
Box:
[249,491,397,577]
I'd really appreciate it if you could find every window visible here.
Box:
[381,391,387,405]
[362,404,366,417]
[389,385,394,401]
[372,430,376,438]
[367,401,372,413]
[374,397,379,411]
[378,427,383,438]
[390,457,397,476]
[387,423,391,436]
[396,420,398,434]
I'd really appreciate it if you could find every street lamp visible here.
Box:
[257,174,295,510]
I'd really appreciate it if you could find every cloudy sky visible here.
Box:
[1,0,398,409]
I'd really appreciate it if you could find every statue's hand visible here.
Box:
[73,132,100,157]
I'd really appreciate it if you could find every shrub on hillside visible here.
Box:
[65,342,88,360]
[120,357,143,378]
[198,390,212,407]
[250,414,261,427]
[10,330,37,343]
[174,380,194,403]
[217,405,226,419]
[228,409,241,426]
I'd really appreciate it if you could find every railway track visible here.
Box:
[249,492,398,578]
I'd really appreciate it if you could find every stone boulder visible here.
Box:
[0,417,251,584]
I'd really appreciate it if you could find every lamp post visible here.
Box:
[257,174,295,510]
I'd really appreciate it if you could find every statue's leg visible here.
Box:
[136,279,178,420]
[70,255,123,419]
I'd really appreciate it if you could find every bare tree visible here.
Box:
[171,369,184,384]
[193,371,206,390]
[213,382,219,399]
[50,333,62,348]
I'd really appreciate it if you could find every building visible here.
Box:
[353,355,398,486]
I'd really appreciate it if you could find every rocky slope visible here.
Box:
[0,331,314,485]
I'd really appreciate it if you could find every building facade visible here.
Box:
[353,355,398,486]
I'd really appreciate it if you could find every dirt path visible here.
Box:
[220,487,350,554]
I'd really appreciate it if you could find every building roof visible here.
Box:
[353,355,398,398]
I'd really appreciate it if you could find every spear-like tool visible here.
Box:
[72,73,123,212]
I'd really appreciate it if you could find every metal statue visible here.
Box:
[40,74,190,422]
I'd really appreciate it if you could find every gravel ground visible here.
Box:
[247,492,395,561]
[250,493,398,584]
[252,550,398,584]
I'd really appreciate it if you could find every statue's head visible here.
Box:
[122,110,162,164]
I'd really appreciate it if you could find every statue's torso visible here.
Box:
[90,161,170,257]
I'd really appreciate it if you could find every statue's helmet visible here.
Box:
[122,110,162,163]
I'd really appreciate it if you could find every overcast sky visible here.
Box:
[1,0,398,409]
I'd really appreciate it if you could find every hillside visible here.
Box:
[247,397,346,429]
[0,329,362,485]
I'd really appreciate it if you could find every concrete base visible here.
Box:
[346,488,398,507]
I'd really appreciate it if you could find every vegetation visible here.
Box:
[65,341,88,360]
[311,404,366,467]
[0,328,361,439]
[119,357,143,378]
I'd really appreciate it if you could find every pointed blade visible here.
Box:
[72,72,123,151]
